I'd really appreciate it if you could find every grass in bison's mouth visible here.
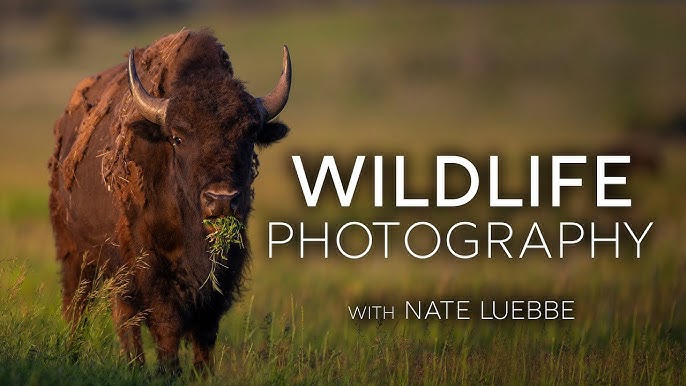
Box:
[200,216,245,293]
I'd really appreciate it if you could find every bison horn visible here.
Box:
[256,45,292,122]
[127,49,169,125]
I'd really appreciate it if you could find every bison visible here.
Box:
[48,30,292,373]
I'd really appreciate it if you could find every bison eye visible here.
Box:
[171,135,182,147]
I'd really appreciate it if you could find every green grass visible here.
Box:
[202,216,246,294]
[1,3,686,384]
[1,255,684,384]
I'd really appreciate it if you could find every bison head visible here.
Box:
[126,44,291,228]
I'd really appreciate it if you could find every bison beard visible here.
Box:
[48,30,292,374]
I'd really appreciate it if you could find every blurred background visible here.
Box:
[1,1,685,383]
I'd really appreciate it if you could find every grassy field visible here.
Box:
[1,4,686,384]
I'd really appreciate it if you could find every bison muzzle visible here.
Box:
[48,30,292,373]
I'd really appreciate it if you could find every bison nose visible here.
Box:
[202,188,240,218]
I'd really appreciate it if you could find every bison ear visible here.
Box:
[129,119,168,143]
[256,121,289,147]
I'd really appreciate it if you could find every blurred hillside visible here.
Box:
[3,0,315,21]
[2,4,686,208]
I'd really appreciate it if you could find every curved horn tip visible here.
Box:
[282,45,291,75]
[127,48,169,126]
[127,49,137,74]
[257,45,292,122]
[127,50,136,88]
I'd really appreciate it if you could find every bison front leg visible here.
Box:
[112,296,145,366]
[60,253,95,327]
[190,319,219,373]
[148,312,183,375]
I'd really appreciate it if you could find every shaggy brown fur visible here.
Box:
[49,29,290,374]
